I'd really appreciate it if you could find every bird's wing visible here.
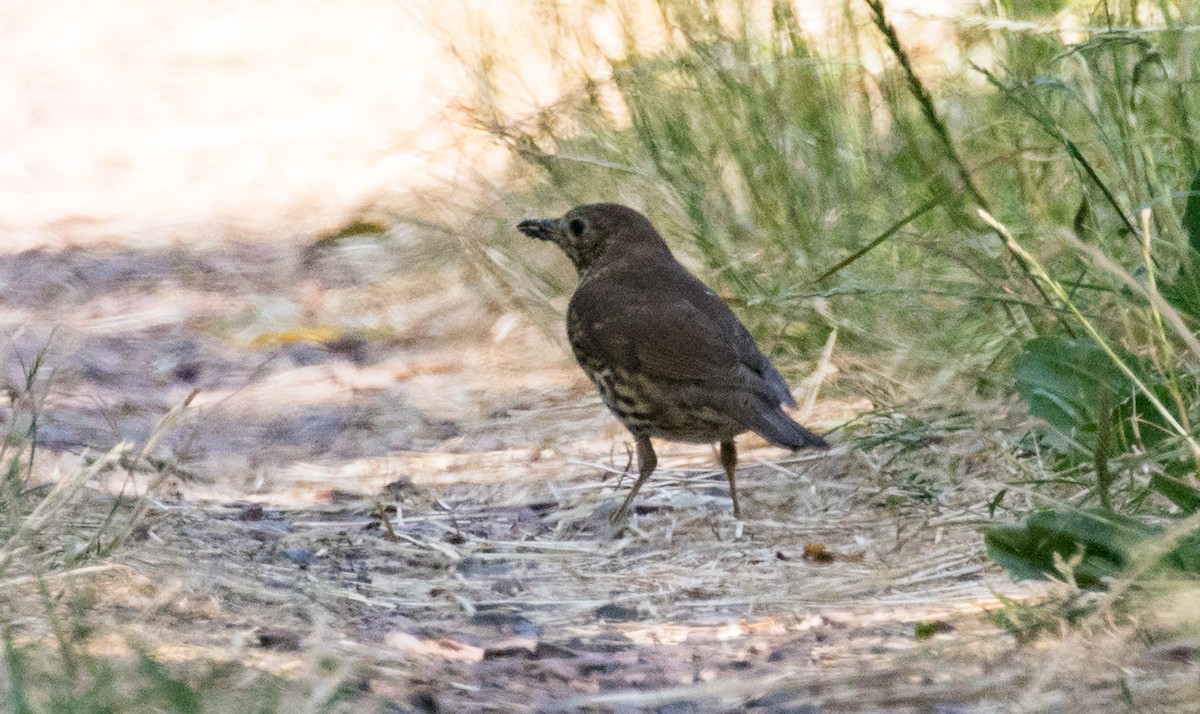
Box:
[707,297,799,408]
[569,285,782,400]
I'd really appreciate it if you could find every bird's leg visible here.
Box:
[719,439,741,519]
[612,436,656,523]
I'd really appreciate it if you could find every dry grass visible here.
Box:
[6,408,1197,711]
[1,191,1196,712]
[4,1,1200,711]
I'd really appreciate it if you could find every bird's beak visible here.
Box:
[517,218,561,241]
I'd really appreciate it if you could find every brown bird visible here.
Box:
[518,203,828,521]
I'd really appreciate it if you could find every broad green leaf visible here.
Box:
[987,508,1154,588]
[1114,385,1179,451]
[1150,473,1200,514]
[986,507,1200,588]
[1013,336,1132,454]
[1166,529,1200,574]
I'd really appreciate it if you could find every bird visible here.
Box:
[517,203,828,522]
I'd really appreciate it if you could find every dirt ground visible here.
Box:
[4,233,1198,713]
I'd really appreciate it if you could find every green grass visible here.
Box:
[482,0,1198,368]
[469,0,1200,600]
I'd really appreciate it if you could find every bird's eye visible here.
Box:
[567,218,586,237]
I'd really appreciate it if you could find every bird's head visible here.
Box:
[518,203,670,278]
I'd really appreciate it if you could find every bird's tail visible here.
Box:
[736,401,829,451]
